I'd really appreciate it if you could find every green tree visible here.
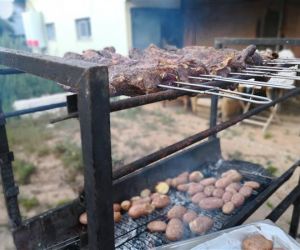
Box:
[0,20,62,111]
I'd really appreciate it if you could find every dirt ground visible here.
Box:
[0,100,299,249]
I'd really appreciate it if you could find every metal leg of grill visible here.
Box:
[0,100,22,228]
[77,66,114,249]
[209,95,219,140]
[289,175,300,238]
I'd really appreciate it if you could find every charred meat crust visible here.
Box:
[63,44,262,96]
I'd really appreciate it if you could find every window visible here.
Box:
[75,18,91,40]
[46,23,56,41]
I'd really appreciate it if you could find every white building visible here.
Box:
[24,0,181,56]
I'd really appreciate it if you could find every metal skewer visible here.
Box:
[265,62,300,65]
[251,65,298,70]
[230,71,300,81]
[190,75,294,89]
[246,67,300,73]
[158,83,271,104]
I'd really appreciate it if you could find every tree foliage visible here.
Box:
[0,22,62,111]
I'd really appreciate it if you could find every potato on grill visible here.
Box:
[128,203,155,219]
[167,205,187,219]
[166,218,184,241]
[155,182,170,194]
[244,181,260,189]
[189,216,213,234]
[189,171,204,182]
[147,220,167,233]
[151,194,170,209]
[121,200,131,211]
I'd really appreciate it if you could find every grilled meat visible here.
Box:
[64,44,262,96]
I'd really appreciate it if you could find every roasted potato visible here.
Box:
[121,200,131,211]
[244,181,260,189]
[200,177,217,186]
[147,220,167,233]
[239,186,253,198]
[189,171,204,182]
[182,210,198,224]
[113,203,121,212]
[155,182,170,194]
[231,193,245,207]
[187,183,204,196]
[151,194,170,209]
[140,189,151,198]
[222,201,235,214]
[166,218,184,241]
[198,197,223,210]
[189,216,213,234]
[167,205,187,219]
[114,211,122,223]
[128,203,155,219]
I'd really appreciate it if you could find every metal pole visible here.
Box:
[77,66,114,249]
[289,175,300,238]
[209,95,219,139]
[113,88,300,180]
[0,99,22,228]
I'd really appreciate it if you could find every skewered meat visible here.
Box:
[64,45,262,96]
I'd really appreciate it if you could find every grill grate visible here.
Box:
[114,159,272,249]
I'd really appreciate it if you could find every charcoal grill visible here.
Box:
[0,40,300,250]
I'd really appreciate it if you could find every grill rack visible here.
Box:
[0,40,299,250]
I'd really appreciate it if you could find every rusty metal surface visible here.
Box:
[0,47,100,89]
[77,66,114,249]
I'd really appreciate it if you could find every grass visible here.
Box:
[263,132,273,139]
[266,201,274,209]
[266,162,278,176]
[53,143,83,172]
[55,198,72,207]
[7,115,54,154]
[13,160,36,185]
[228,150,243,160]
[19,197,39,211]
[114,107,143,120]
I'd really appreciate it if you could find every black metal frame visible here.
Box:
[0,46,299,249]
